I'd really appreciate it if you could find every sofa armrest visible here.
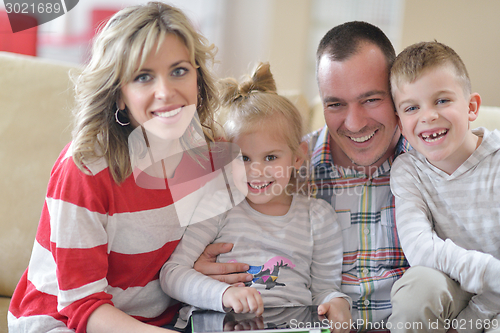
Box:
[0,52,78,299]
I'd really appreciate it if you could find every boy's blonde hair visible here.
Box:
[390,41,471,97]
[71,2,219,184]
[217,62,307,192]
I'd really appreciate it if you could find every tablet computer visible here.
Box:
[191,305,330,333]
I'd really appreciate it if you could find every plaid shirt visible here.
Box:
[306,126,411,331]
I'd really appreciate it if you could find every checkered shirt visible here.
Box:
[305,126,411,331]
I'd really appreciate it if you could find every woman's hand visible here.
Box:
[193,243,253,286]
[317,297,352,333]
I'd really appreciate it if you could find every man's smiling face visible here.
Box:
[317,43,400,172]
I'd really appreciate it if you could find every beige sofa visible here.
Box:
[1,50,499,333]
[0,51,77,332]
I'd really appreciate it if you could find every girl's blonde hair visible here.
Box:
[71,2,219,184]
[218,62,307,193]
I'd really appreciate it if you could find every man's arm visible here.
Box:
[193,242,253,286]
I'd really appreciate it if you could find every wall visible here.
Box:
[214,0,310,94]
[303,0,404,103]
[215,0,404,104]
[30,0,226,63]
[4,0,499,107]
[213,0,274,79]
[266,0,500,108]
[400,0,500,107]
[267,0,311,94]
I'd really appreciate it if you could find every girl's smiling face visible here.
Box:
[119,33,198,141]
[232,127,304,216]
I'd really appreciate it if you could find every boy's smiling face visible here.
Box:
[393,64,481,174]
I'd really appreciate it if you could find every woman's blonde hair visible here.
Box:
[218,62,307,193]
[71,2,219,183]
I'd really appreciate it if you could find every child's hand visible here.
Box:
[222,286,264,316]
[317,297,352,333]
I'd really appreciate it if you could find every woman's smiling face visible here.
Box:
[119,33,198,141]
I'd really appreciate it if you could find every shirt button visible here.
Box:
[364,300,370,306]
[362,268,369,275]
[363,228,370,235]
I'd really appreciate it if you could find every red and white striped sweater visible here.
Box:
[7,142,206,332]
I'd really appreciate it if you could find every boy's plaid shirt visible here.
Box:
[305,126,411,330]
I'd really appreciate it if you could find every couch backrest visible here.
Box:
[0,52,78,297]
[472,105,500,131]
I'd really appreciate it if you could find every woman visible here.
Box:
[8,2,220,332]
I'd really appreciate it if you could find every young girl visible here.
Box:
[161,63,352,332]
[8,3,231,333]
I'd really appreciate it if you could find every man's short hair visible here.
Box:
[316,21,396,69]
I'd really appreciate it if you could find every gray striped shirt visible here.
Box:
[160,194,349,312]
[391,127,500,326]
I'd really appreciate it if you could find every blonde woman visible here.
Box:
[7,2,240,332]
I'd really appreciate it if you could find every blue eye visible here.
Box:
[404,106,419,113]
[265,155,277,162]
[326,102,342,109]
[134,73,152,83]
[172,67,188,77]
[437,99,450,105]
[241,155,250,162]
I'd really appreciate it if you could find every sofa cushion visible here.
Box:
[473,105,500,131]
[0,297,9,332]
[0,52,78,298]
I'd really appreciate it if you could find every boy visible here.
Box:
[389,41,500,333]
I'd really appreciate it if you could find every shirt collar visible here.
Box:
[311,126,333,167]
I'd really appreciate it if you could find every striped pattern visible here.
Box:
[161,194,350,312]
[391,127,500,322]
[8,142,201,332]
[306,126,410,329]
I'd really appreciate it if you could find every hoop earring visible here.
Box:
[115,108,130,126]
[197,94,203,110]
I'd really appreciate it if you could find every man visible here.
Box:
[196,21,408,331]
[309,21,498,333]
[306,21,410,330]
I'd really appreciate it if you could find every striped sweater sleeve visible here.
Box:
[390,154,500,327]
[390,155,498,294]
[160,216,231,312]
